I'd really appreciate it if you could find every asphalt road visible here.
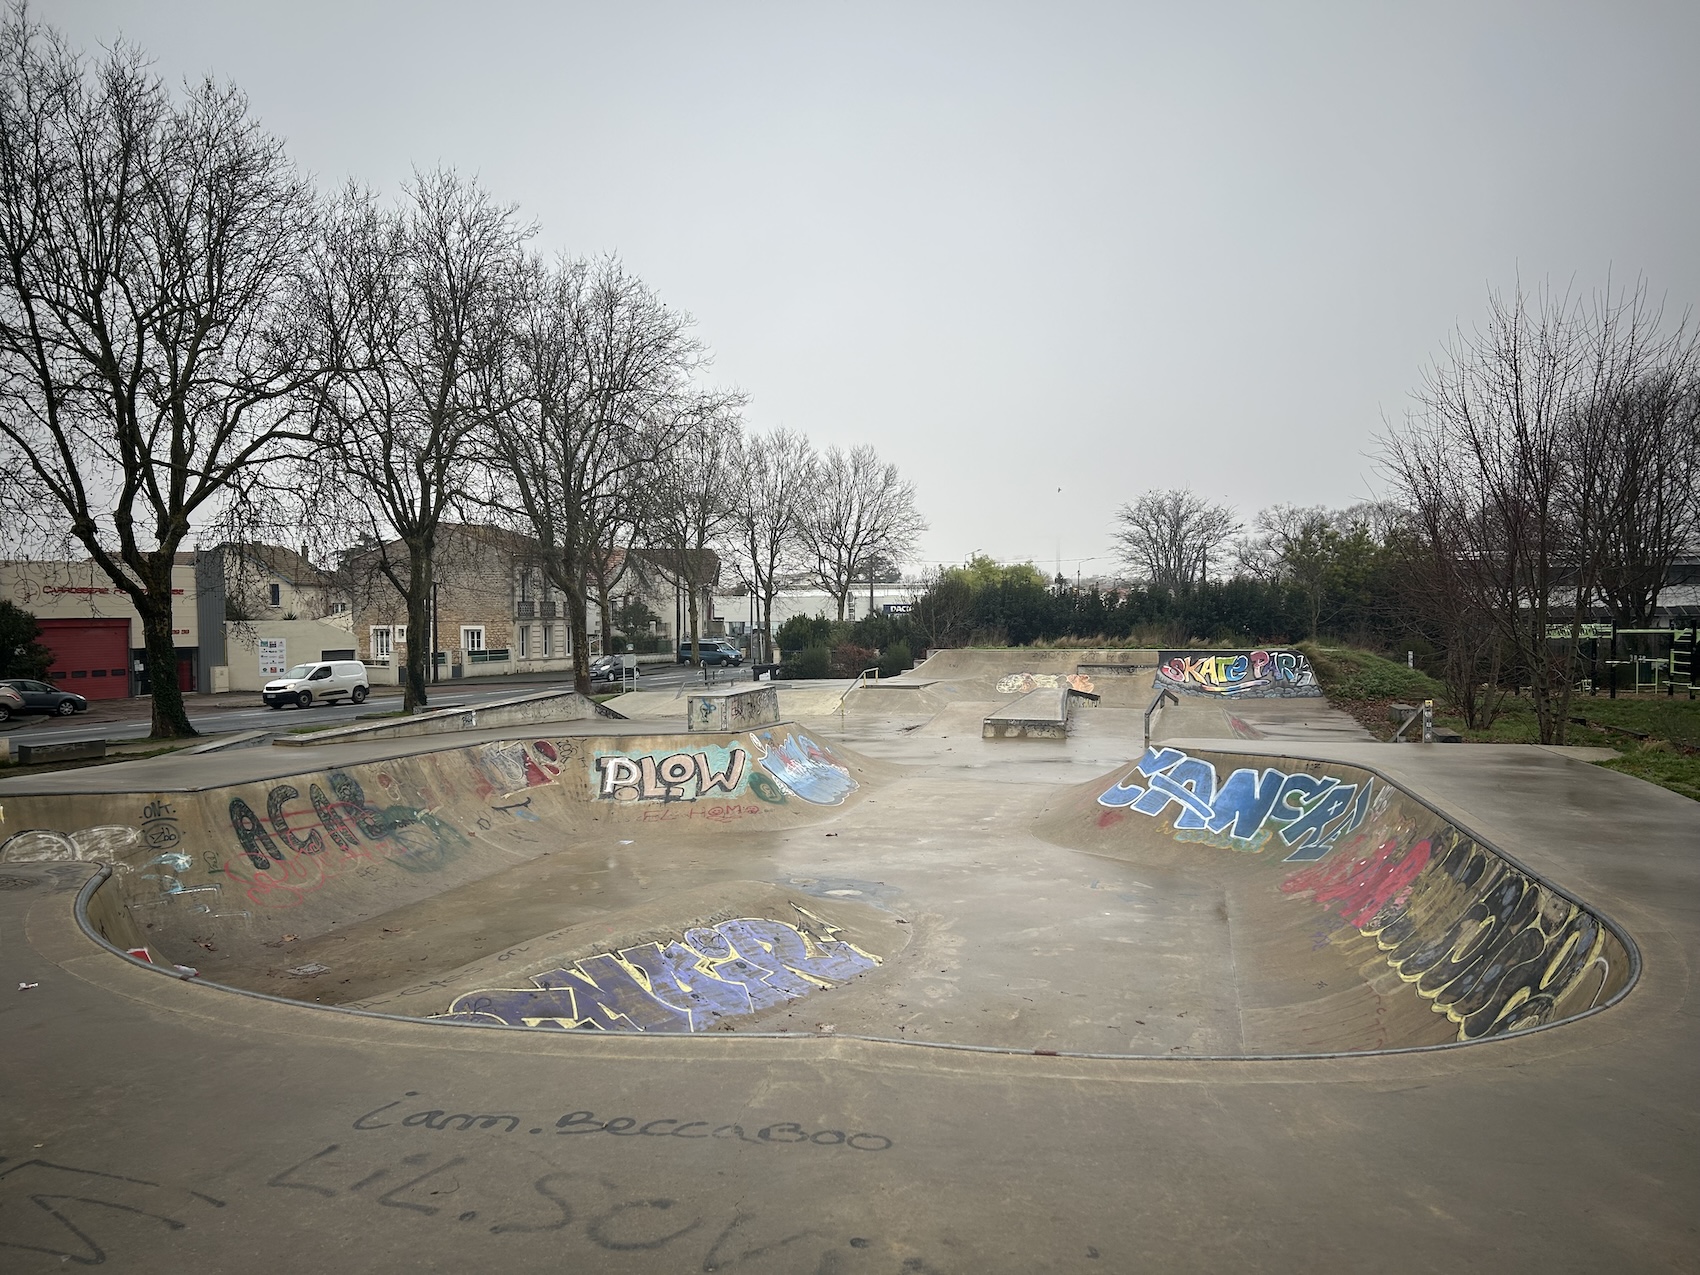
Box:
[2,662,742,745]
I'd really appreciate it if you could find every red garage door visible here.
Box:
[37,618,132,701]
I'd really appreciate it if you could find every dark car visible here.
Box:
[588,654,640,683]
[1,677,89,717]
[677,641,742,667]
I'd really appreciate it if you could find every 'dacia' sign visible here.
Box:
[1155,649,1321,698]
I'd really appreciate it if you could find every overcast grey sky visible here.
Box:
[38,1,1700,576]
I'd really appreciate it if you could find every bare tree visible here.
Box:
[1111,489,1240,591]
[0,13,322,736]
[1386,281,1595,744]
[798,444,926,620]
[648,404,743,664]
[727,428,815,662]
[1385,448,1507,729]
[306,170,528,711]
[1588,302,1700,629]
[481,254,712,692]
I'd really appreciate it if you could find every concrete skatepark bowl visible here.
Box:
[1,648,1694,1271]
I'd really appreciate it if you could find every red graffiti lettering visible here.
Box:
[1281,837,1432,928]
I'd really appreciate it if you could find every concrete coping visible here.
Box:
[184,730,275,754]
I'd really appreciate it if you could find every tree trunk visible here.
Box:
[687,580,702,664]
[137,551,195,738]
[402,543,432,712]
[598,589,615,655]
[564,583,591,695]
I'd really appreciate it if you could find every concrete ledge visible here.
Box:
[14,739,107,764]
[688,684,781,732]
[273,688,619,747]
[983,686,1071,739]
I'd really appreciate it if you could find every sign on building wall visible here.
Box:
[258,638,287,677]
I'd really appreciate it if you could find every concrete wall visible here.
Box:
[1155,649,1322,698]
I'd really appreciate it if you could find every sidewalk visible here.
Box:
[40,668,588,728]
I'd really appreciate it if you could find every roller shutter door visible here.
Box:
[37,618,132,700]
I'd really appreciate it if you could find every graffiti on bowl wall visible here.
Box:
[1281,829,1618,1041]
[1098,746,1375,860]
[222,770,469,909]
[996,673,1096,695]
[1155,649,1320,698]
[440,910,879,1032]
[593,744,758,803]
[752,731,858,805]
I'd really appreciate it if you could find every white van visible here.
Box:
[262,661,371,709]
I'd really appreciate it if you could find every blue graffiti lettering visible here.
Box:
[440,911,879,1032]
[1099,747,1374,858]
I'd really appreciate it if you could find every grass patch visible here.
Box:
[1599,747,1700,802]
[1301,642,1700,804]
[1298,643,1444,702]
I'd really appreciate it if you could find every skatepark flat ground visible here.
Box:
[1,653,1696,1272]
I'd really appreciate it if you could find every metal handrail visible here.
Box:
[1143,686,1178,748]
[839,667,880,722]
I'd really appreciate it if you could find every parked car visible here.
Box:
[0,682,26,722]
[1,677,89,717]
[262,661,371,709]
[676,641,743,667]
[589,654,640,683]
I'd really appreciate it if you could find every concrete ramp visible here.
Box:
[1034,744,1633,1052]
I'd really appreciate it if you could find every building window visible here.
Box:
[395,625,407,646]
[517,625,529,658]
[461,626,485,652]
[541,624,551,657]
[370,627,392,658]
[269,583,281,607]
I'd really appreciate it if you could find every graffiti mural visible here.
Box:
[996,672,1095,695]
[593,745,754,803]
[475,739,566,796]
[1,825,143,863]
[221,770,468,909]
[1098,746,1374,860]
[751,731,857,806]
[1281,830,1618,1041]
[440,909,879,1032]
[1155,649,1321,698]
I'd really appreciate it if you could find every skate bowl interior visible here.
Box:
[1,666,1638,1056]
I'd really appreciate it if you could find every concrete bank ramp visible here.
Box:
[5,725,883,1000]
[1033,744,1634,1053]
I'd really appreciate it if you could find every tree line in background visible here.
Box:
[0,11,923,734]
[886,282,1698,748]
